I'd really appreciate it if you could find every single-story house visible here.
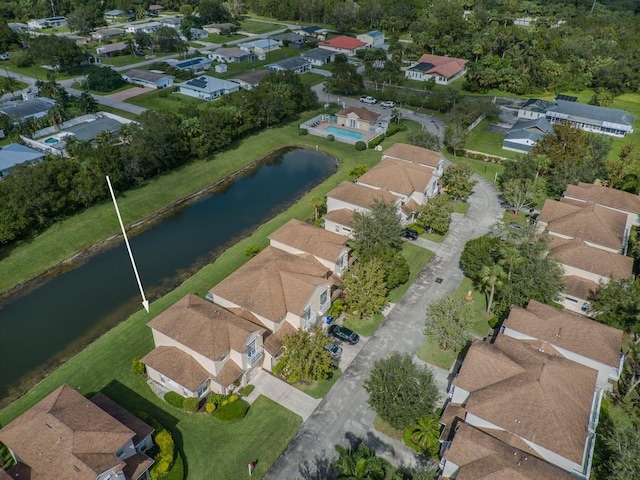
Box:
[300,47,335,66]
[96,41,129,57]
[147,4,164,16]
[324,181,401,236]
[501,299,624,389]
[125,21,162,34]
[318,35,367,56]
[122,68,174,89]
[293,25,328,39]
[238,39,279,59]
[537,198,628,253]
[404,54,468,85]
[356,30,385,47]
[177,75,241,101]
[269,219,350,277]
[0,143,45,178]
[159,17,181,28]
[91,27,125,42]
[442,334,601,479]
[0,384,154,480]
[266,57,311,74]
[208,47,257,63]
[502,117,554,153]
[203,23,237,34]
[165,56,212,73]
[519,97,635,137]
[189,28,208,40]
[0,97,56,124]
[232,70,270,90]
[143,294,267,397]
[8,22,28,32]
[272,32,307,47]
[104,9,124,20]
[335,106,381,132]
[27,16,67,29]
[440,422,576,480]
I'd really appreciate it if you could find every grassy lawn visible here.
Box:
[205,33,246,43]
[422,232,446,243]
[0,76,28,92]
[2,55,89,81]
[345,243,433,337]
[465,119,516,159]
[299,73,326,87]
[96,104,141,120]
[417,338,458,370]
[126,89,205,113]
[74,80,137,95]
[373,416,404,441]
[449,154,505,185]
[295,368,342,398]
[100,54,151,68]
[450,199,471,214]
[239,19,285,34]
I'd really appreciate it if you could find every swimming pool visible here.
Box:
[44,137,59,144]
[325,126,365,140]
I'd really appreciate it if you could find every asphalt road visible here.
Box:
[265,176,504,480]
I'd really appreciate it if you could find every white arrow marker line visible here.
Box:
[106,176,150,313]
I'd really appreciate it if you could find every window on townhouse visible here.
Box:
[320,289,328,306]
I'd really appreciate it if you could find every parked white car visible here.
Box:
[380,100,396,108]
[360,95,377,104]
[0,53,9,61]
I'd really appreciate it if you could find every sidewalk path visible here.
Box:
[265,176,504,480]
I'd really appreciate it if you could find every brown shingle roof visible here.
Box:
[90,393,154,446]
[0,385,134,480]
[504,300,622,368]
[142,346,210,391]
[564,182,640,214]
[382,143,442,168]
[454,336,597,464]
[538,199,627,250]
[269,219,348,264]
[562,275,598,301]
[357,158,433,196]
[147,294,265,361]
[444,423,575,480]
[417,54,468,79]
[123,451,154,480]
[263,322,297,355]
[324,208,354,227]
[548,237,633,279]
[209,246,334,321]
[327,181,398,209]
[336,106,380,122]
[212,360,243,388]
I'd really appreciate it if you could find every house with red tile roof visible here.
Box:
[501,300,624,389]
[0,385,154,480]
[318,35,368,56]
[405,54,468,85]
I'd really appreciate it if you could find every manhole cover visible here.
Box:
[435,277,443,284]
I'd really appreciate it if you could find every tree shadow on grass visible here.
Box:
[96,380,187,479]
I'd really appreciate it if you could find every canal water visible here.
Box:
[0,148,336,404]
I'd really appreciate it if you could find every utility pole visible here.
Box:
[50,0,56,17]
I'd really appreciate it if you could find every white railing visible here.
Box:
[247,348,264,366]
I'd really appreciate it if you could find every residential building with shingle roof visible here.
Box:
[563,182,640,228]
[142,294,266,396]
[266,56,311,74]
[502,300,624,388]
[0,385,154,480]
[269,219,350,276]
[122,68,174,89]
[444,335,601,479]
[405,54,468,85]
[0,97,56,124]
[502,117,554,153]
[232,69,270,90]
[208,246,341,337]
[537,198,628,253]
[177,75,241,101]
[440,422,575,480]
[318,35,368,56]
[381,143,444,170]
[300,47,335,66]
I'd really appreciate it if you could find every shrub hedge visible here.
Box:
[385,124,401,137]
[367,134,385,149]
[240,384,255,396]
[150,430,175,479]
[355,141,367,151]
[164,391,186,409]
[183,397,199,412]
[215,399,250,423]
[131,356,145,375]
[327,134,335,142]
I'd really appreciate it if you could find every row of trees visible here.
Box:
[0,71,317,245]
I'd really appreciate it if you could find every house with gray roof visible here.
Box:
[208,47,257,63]
[122,69,174,89]
[232,70,270,90]
[272,32,307,47]
[0,143,45,178]
[518,97,635,137]
[300,47,335,66]
[165,56,211,73]
[503,117,554,153]
[0,97,56,124]
[266,57,311,74]
[203,23,237,34]
[177,75,241,101]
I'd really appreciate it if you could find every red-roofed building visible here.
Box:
[318,36,368,56]
[405,54,468,85]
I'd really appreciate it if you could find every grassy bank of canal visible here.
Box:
[0,120,422,478]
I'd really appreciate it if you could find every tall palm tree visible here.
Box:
[405,415,441,458]
[498,244,522,281]
[480,264,505,315]
[333,444,385,480]
[310,196,326,222]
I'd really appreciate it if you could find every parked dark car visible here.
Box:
[328,325,360,345]
[324,342,343,358]
[402,228,419,240]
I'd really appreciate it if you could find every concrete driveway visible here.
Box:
[265,176,504,480]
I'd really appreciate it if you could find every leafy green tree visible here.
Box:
[29,35,87,72]
[199,0,232,23]
[327,55,364,95]
[153,26,183,52]
[351,199,403,258]
[416,194,452,235]
[443,122,468,156]
[0,20,18,53]
[365,352,439,429]
[590,278,640,339]
[363,246,409,290]
[404,415,441,458]
[67,4,106,34]
[407,129,440,151]
[343,258,388,317]
[442,164,477,201]
[425,294,473,351]
[480,264,505,315]
[460,236,500,281]
[333,444,385,480]
[311,196,326,222]
[86,67,126,93]
[274,326,334,384]
[77,91,98,114]
[589,88,614,107]
[348,164,370,180]
[500,178,539,214]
